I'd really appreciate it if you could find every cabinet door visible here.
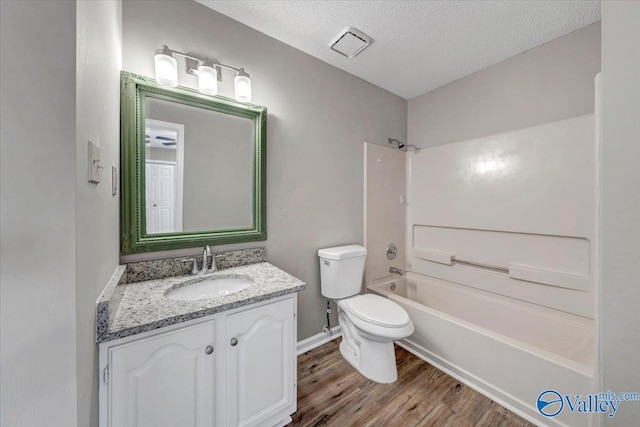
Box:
[109,321,215,427]
[227,298,295,427]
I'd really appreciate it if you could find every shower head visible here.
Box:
[388,138,405,149]
[387,137,421,153]
[387,138,407,151]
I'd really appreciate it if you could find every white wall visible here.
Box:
[75,1,122,426]
[600,2,640,425]
[0,1,79,426]
[408,22,601,148]
[120,0,407,340]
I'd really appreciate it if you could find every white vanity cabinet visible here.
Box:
[99,294,297,427]
[226,298,295,427]
[107,322,216,427]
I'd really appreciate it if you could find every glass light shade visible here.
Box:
[154,52,178,87]
[234,74,252,102]
[198,65,218,96]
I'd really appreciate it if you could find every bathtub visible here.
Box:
[367,272,597,427]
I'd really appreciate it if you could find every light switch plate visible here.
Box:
[88,140,101,184]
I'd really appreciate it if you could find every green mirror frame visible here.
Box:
[120,71,266,255]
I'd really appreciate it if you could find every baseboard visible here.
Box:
[297,326,342,355]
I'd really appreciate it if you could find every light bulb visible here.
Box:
[154,46,178,87]
[198,64,218,96]
[234,69,252,102]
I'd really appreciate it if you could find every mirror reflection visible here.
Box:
[144,97,254,235]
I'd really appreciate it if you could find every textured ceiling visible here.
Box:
[196,0,600,99]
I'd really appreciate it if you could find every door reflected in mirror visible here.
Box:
[144,97,254,235]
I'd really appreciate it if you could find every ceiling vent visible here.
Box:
[329,27,371,58]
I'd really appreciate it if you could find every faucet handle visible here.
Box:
[181,258,198,275]
[210,250,219,272]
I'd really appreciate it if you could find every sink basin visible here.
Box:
[166,276,253,301]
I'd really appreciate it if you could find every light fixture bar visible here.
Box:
[169,48,242,78]
[155,45,252,102]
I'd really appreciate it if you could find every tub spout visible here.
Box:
[389,267,403,276]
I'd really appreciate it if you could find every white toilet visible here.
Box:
[318,245,414,383]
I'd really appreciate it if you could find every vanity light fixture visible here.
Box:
[234,68,252,102]
[154,46,178,87]
[197,61,218,96]
[153,45,252,102]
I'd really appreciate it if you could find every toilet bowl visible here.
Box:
[337,294,414,383]
[318,245,414,383]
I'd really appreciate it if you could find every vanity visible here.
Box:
[97,249,305,427]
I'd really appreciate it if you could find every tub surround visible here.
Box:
[96,248,304,343]
[407,114,596,318]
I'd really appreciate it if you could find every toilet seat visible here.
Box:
[340,294,411,328]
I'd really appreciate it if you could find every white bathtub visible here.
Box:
[367,272,597,427]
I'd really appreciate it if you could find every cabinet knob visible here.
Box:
[230,337,238,346]
[205,345,214,355]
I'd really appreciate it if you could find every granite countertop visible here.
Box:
[97,262,305,343]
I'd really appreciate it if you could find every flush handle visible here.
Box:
[230,337,238,346]
[323,260,330,266]
[205,345,214,355]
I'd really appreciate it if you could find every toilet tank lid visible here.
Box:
[318,245,367,260]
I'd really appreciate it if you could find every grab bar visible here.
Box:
[413,248,509,273]
[452,258,509,274]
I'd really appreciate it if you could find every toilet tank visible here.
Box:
[318,245,367,299]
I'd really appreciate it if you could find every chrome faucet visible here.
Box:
[201,245,222,273]
[389,266,404,276]
[184,246,221,275]
[202,245,213,274]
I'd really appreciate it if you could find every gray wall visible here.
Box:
[146,98,254,231]
[408,22,601,148]
[121,0,407,340]
[1,1,78,425]
[75,1,122,426]
[601,2,640,425]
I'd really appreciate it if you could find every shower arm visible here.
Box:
[387,138,421,152]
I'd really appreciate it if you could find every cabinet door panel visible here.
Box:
[109,322,215,427]
[227,298,294,427]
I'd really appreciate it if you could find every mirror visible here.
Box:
[121,72,266,254]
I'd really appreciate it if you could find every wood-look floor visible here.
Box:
[289,339,536,427]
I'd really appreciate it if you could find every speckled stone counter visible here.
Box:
[97,260,305,343]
